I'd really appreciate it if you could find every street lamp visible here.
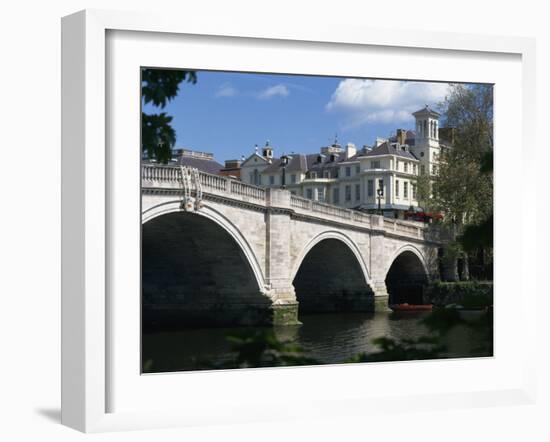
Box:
[377,187,384,215]
[280,154,289,189]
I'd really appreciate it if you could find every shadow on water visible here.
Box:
[143,308,493,373]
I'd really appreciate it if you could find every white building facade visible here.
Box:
[240,107,448,218]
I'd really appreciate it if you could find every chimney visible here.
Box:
[224,159,242,169]
[345,142,357,160]
[396,129,407,145]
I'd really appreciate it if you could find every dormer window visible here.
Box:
[317,155,323,163]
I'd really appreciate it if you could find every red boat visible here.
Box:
[389,303,433,312]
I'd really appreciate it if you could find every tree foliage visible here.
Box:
[429,84,494,278]
[141,69,197,163]
[433,84,493,228]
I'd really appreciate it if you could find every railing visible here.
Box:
[291,195,371,226]
[384,217,423,238]
[312,201,353,220]
[352,211,371,224]
[142,164,266,202]
[142,164,180,182]
[231,180,266,200]
[142,164,426,239]
[199,172,227,192]
[290,194,312,210]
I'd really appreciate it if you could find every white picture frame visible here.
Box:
[61,9,537,433]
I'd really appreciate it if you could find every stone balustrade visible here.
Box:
[142,164,429,241]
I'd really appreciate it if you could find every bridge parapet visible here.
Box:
[142,164,267,205]
[142,165,433,242]
[290,194,370,227]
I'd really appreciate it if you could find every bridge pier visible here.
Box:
[265,189,301,326]
[371,280,391,312]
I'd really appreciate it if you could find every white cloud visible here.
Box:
[215,83,238,98]
[326,79,450,128]
[258,84,290,99]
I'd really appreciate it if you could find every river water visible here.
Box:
[142,310,492,373]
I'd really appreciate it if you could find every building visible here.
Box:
[240,106,450,218]
[143,148,225,175]
[219,159,242,180]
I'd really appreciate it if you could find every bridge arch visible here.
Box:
[384,245,430,305]
[143,199,267,292]
[292,231,374,314]
[291,231,371,282]
[142,201,271,328]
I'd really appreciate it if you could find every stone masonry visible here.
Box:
[141,165,440,326]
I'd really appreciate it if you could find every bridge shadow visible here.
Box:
[142,211,270,331]
[293,238,374,316]
[385,251,429,305]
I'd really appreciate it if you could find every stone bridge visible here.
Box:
[142,165,441,327]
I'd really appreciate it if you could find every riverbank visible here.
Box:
[425,281,493,308]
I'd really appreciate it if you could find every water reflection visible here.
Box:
[142,310,490,373]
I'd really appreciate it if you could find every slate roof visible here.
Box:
[175,155,224,175]
[359,141,419,160]
[388,130,416,146]
[412,105,440,117]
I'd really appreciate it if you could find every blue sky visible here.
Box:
[143,70,452,162]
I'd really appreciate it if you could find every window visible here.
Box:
[251,169,260,185]
[396,160,399,171]
[412,184,416,199]
[345,166,351,177]
[317,187,325,202]
[395,180,399,197]
[269,175,275,185]
[378,179,384,196]
[404,162,408,173]
[309,171,317,179]
[404,182,408,198]
[421,165,426,175]
[420,151,425,157]
[432,165,437,175]
[345,185,351,201]
[291,174,297,184]
[367,180,374,197]
[306,188,313,199]
[371,160,380,169]
[324,170,331,178]
[355,165,360,174]
[355,184,360,201]
[413,164,417,175]
[333,188,340,204]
